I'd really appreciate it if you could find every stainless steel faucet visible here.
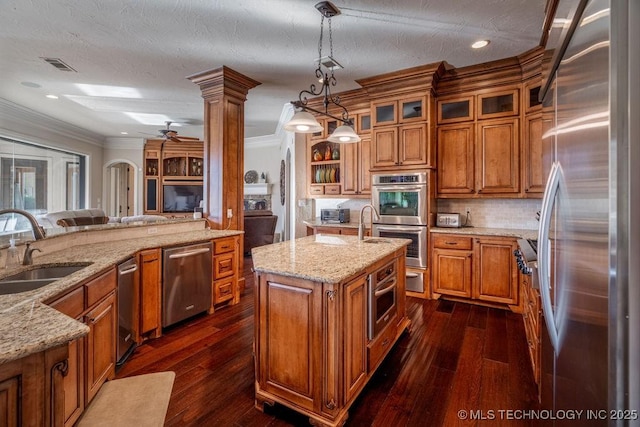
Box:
[22,242,42,265]
[358,204,380,240]
[0,209,46,240]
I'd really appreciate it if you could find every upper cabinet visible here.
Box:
[370,94,435,171]
[437,85,522,198]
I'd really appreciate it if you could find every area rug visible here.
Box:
[77,371,175,427]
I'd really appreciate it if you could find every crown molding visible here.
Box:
[0,98,105,148]
[244,103,293,148]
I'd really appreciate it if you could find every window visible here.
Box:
[0,137,87,241]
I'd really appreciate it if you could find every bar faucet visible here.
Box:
[358,204,380,241]
[0,209,46,240]
[23,242,42,265]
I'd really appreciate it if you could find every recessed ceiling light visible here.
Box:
[471,40,490,49]
[120,132,129,135]
[46,94,59,99]
[21,81,41,88]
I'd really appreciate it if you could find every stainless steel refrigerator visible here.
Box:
[537,0,638,425]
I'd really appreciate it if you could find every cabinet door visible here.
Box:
[0,354,40,427]
[477,89,519,119]
[344,275,367,402]
[436,123,475,195]
[399,96,427,123]
[139,249,161,337]
[213,251,236,280]
[61,336,84,427]
[473,238,518,305]
[372,100,398,126]
[86,291,116,403]
[359,138,371,195]
[256,274,322,412]
[340,142,358,195]
[523,113,546,196]
[437,96,474,124]
[432,248,472,298]
[398,123,428,166]
[476,118,520,195]
[371,127,398,168]
[144,177,159,213]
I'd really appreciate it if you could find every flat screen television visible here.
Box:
[163,184,203,213]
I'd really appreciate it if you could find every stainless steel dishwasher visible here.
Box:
[117,257,138,366]
[162,241,212,327]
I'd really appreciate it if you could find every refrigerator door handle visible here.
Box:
[538,161,561,352]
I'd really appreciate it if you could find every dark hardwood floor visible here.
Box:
[116,257,539,426]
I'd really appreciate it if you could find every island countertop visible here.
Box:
[251,234,410,284]
[0,229,243,364]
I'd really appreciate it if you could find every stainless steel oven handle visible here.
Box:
[374,278,397,297]
[168,247,211,259]
[373,184,425,192]
[375,225,423,233]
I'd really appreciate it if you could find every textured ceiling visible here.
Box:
[0,0,546,141]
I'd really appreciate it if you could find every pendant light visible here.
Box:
[284,1,360,143]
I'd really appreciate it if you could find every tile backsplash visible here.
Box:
[310,197,541,230]
[436,198,541,230]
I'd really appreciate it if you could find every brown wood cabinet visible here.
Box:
[308,140,341,197]
[143,139,204,214]
[432,235,473,298]
[522,272,541,394]
[137,248,161,341]
[431,233,520,310]
[306,225,366,237]
[212,235,240,307]
[436,86,523,198]
[341,137,371,196]
[370,94,435,171]
[522,112,546,196]
[0,345,68,427]
[254,251,408,427]
[46,268,117,426]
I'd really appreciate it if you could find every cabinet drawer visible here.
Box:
[213,278,235,304]
[367,316,397,372]
[324,184,341,195]
[85,269,117,308]
[49,286,85,318]
[214,252,235,280]
[309,186,324,195]
[432,235,473,250]
[214,237,235,255]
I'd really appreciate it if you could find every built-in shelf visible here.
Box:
[244,183,272,195]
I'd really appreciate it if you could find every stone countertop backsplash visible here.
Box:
[430,227,538,240]
[251,234,409,284]
[0,228,243,364]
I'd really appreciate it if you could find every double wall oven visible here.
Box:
[371,171,431,294]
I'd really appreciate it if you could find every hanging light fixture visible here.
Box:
[283,1,360,143]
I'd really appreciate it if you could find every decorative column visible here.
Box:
[188,66,260,287]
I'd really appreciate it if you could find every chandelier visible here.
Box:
[283,1,361,143]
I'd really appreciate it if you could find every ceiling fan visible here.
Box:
[158,121,182,142]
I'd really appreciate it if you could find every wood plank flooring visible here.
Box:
[116,257,539,426]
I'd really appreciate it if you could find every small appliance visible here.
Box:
[320,208,350,223]
[436,213,462,228]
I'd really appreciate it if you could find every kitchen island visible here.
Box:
[251,234,410,427]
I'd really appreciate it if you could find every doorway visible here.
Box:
[106,162,135,218]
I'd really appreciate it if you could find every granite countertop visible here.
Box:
[303,219,365,230]
[430,226,538,240]
[0,229,243,364]
[251,234,410,284]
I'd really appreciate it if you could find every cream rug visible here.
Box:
[78,372,175,427]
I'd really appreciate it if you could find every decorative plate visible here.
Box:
[280,159,285,206]
[244,169,258,184]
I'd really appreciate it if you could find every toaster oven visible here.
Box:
[320,208,350,223]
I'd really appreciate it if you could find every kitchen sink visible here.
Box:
[0,264,91,295]
[362,238,391,244]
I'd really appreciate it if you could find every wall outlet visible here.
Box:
[227,208,233,219]
[465,206,471,214]
[147,227,158,234]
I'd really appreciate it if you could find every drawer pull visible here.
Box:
[445,241,458,245]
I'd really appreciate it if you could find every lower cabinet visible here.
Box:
[47,268,117,427]
[0,344,68,427]
[431,233,520,310]
[138,248,161,341]
[212,236,240,307]
[522,272,541,395]
[306,225,366,237]
[254,252,408,427]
